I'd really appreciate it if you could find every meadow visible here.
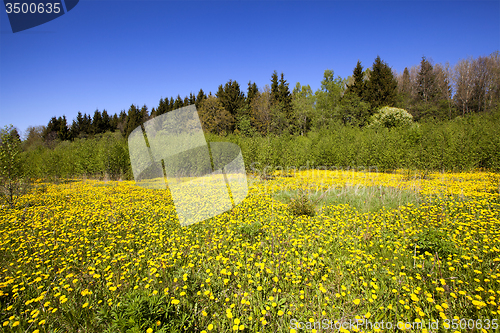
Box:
[1,169,500,332]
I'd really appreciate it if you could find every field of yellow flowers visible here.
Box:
[1,170,499,333]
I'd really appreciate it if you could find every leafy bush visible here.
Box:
[369,106,414,129]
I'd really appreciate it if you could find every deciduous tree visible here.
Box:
[198,95,234,135]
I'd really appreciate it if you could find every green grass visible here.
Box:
[273,184,422,215]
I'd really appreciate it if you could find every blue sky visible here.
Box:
[1,0,499,135]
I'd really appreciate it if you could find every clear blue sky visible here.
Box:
[1,0,499,136]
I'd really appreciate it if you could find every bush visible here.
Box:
[369,106,414,129]
[288,189,316,217]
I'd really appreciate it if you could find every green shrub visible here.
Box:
[288,189,316,217]
[369,106,414,129]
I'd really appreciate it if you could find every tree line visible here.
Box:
[16,51,500,151]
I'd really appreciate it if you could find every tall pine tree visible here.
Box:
[346,60,365,99]
[270,71,279,106]
[364,55,398,111]
[247,81,259,106]
[195,89,207,110]
[216,79,245,118]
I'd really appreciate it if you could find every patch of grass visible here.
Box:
[234,221,264,240]
[287,189,317,217]
[274,184,422,215]
[411,228,458,257]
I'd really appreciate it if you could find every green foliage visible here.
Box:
[234,221,264,240]
[0,125,30,207]
[346,60,366,99]
[369,106,414,129]
[292,83,315,135]
[21,131,131,180]
[198,96,235,135]
[235,114,255,137]
[97,289,194,333]
[412,228,458,257]
[314,70,347,128]
[216,79,245,118]
[364,56,398,111]
[15,107,500,180]
[336,91,371,126]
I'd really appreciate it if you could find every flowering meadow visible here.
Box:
[1,170,499,332]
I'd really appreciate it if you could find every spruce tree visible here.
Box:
[247,81,259,106]
[140,105,149,124]
[74,111,84,137]
[82,114,92,135]
[43,117,60,142]
[270,71,279,106]
[364,55,398,111]
[58,116,70,141]
[157,98,166,116]
[168,97,174,112]
[278,73,293,122]
[110,113,119,130]
[346,60,365,99]
[173,95,183,110]
[216,79,245,117]
[92,109,103,134]
[189,92,196,106]
[125,104,142,138]
[101,110,111,133]
[196,89,207,110]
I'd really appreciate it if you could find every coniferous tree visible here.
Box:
[110,113,119,130]
[277,73,294,132]
[346,60,365,99]
[157,98,167,116]
[247,81,259,106]
[101,110,111,132]
[117,110,127,135]
[82,114,92,136]
[364,55,398,111]
[195,89,207,110]
[92,109,103,134]
[270,71,279,106]
[189,93,196,106]
[173,95,183,110]
[71,111,84,137]
[140,105,149,124]
[125,104,142,138]
[58,116,70,141]
[216,80,245,118]
[167,97,174,112]
[43,117,60,142]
